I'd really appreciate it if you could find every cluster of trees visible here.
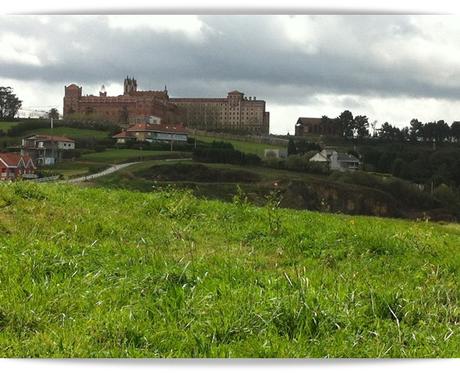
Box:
[265,154,329,175]
[360,145,460,187]
[319,110,460,143]
[287,138,322,155]
[378,119,460,143]
[0,87,22,120]
[319,110,373,140]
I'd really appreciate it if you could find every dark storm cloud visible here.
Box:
[1,15,460,105]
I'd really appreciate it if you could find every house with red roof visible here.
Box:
[113,123,188,144]
[21,134,75,165]
[0,153,37,180]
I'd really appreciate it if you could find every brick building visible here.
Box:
[170,90,270,135]
[295,117,341,137]
[63,77,270,134]
[63,77,180,125]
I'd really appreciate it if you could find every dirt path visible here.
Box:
[65,158,192,183]
[65,162,140,183]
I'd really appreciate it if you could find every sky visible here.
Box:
[1,15,460,134]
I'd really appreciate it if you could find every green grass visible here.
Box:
[41,161,111,179]
[80,149,189,164]
[0,121,19,131]
[26,127,110,139]
[0,182,459,357]
[195,134,285,157]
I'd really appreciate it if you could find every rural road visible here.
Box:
[65,158,192,183]
[65,162,140,183]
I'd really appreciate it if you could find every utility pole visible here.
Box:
[51,116,55,164]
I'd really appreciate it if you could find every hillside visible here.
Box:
[0,182,459,357]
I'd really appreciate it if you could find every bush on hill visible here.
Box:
[193,147,261,165]
[263,154,329,175]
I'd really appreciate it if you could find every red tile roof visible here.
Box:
[126,123,187,134]
[126,123,154,132]
[0,153,35,169]
[0,153,22,167]
[26,134,75,142]
[153,123,187,134]
[112,130,132,139]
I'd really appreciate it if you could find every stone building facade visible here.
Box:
[170,90,270,135]
[63,77,179,125]
[63,78,270,134]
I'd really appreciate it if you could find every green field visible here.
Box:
[195,134,286,157]
[41,161,111,179]
[0,121,19,131]
[0,182,459,357]
[27,127,110,139]
[80,148,190,164]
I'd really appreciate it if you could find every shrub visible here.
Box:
[192,148,261,165]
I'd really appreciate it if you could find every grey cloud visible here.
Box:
[1,15,460,107]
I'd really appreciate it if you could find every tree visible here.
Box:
[48,108,59,120]
[354,115,370,140]
[409,119,423,142]
[338,110,354,138]
[451,121,460,142]
[287,138,297,155]
[433,120,450,143]
[378,122,397,141]
[0,86,22,119]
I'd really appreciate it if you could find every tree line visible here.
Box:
[319,110,460,143]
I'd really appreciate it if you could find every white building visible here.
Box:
[310,149,360,171]
[113,123,188,144]
[21,135,75,165]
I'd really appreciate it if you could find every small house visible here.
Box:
[310,149,360,171]
[0,153,37,180]
[21,135,76,165]
[113,123,188,144]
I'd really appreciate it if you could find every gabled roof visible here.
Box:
[25,134,75,143]
[126,123,154,132]
[112,130,133,139]
[0,153,22,167]
[22,154,36,168]
[228,90,243,95]
[126,123,188,135]
[337,153,359,162]
[296,117,322,126]
[153,123,188,135]
[0,153,35,169]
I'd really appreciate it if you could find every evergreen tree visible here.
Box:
[287,138,297,155]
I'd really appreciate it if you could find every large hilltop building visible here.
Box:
[63,77,178,125]
[170,91,269,135]
[63,77,270,135]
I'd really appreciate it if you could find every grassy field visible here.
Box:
[41,161,111,179]
[0,121,19,131]
[0,182,459,357]
[26,127,110,139]
[195,134,285,157]
[80,148,189,164]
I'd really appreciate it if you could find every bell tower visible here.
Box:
[123,76,138,95]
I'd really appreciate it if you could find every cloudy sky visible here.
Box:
[1,15,460,134]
